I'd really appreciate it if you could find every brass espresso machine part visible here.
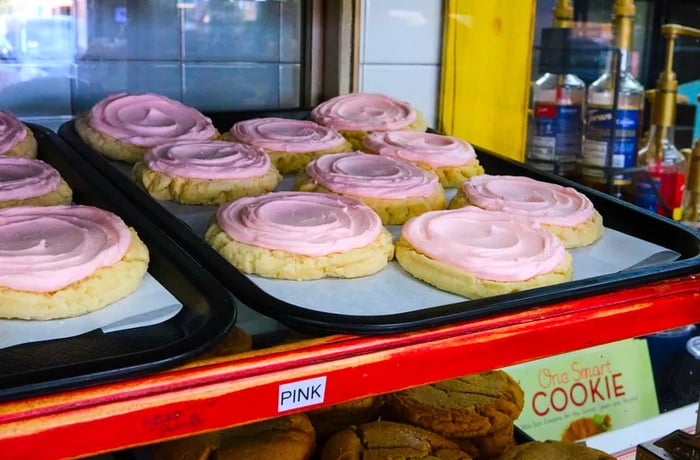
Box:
[552,0,573,28]
[648,24,700,160]
[635,24,700,219]
[681,138,700,226]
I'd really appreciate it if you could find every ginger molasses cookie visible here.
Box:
[153,413,316,460]
[384,370,525,439]
[306,396,384,441]
[383,371,525,459]
[496,440,616,460]
[320,420,472,460]
[451,422,516,459]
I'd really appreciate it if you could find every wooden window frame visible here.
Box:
[301,0,360,107]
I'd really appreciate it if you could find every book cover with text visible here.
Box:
[504,338,659,441]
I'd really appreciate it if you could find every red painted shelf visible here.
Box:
[1,273,699,460]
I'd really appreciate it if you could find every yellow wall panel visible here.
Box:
[439,0,536,161]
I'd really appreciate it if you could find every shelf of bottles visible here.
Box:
[527,1,698,227]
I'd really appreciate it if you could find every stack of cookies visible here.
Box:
[148,368,622,459]
[381,370,525,459]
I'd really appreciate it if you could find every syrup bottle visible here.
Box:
[580,0,644,198]
[526,0,585,178]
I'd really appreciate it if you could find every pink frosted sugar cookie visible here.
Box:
[395,206,573,299]
[0,110,37,159]
[224,117,352,174]
[204,191,394,280]
[0,205,149,319]
[0,156,72,208]
[294,151,446,224]
[132,139,281,205]
[449,174,604,248]
[363,130,484,187]
[311,93,428,149]
[75,92,218,163]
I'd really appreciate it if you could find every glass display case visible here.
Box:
[0,1,698,458]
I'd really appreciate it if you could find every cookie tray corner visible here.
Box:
[57,112,700,336]
[0,123,237,402]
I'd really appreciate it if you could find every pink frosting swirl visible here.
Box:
[230,118,347,153]
[304,152,441,199]
[364,131,477,167]
[401,206,567,282]
[311,93,416,131]
[0,157,61,200]
[144,140,272,179]
[89,93,216,147]
[216,191,382,256]
[0,205,133,292]
[462,175,595,226]
[0,110,27,155]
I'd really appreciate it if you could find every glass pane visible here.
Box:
[182,62,301,111]
[0,0,303,129]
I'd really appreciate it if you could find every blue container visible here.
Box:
[633,178,660,213]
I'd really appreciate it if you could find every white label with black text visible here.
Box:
[278,376,327,412]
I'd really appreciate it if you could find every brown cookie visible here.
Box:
[152,413,315,460]
[496,440,616,460]
[384,370,524,438]
[320,420,473,460]
[306,395,384,441]
[451,422,516,459]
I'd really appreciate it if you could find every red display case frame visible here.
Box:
[0,273,698,460]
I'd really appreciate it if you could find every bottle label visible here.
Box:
[581,106,640,180]
[528,103,582,163]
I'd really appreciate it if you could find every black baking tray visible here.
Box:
[0,124,236,402]
[58,111,700,336]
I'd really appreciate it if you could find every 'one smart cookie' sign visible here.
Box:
[504,338,659,441]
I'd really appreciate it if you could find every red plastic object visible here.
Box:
[0,274,698,460]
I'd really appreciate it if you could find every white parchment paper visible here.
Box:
[124,166,681,317]
[246,227,679,315]
[0,273,182,349]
